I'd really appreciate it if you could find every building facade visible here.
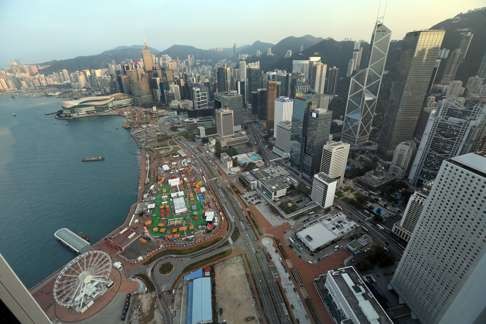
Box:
[266,81,279,129]
[0,255,52,324]
[391,190,427,242]
[391,153,486,324]
[389,140,416,179]
[408,97,486,185]
[319,141,350,187]
[341,22,391,145]
[273,97,293,137]
[316,266,393,324]
[380,30,445,158]
[311,172,337,208]
[215,108,234,138]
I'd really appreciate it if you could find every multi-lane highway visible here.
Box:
[175,137,292,324]
[337,200,405,259]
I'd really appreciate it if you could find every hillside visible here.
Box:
[271,35,323,56]
[39,45,159,73]
[237,41,274,56]
[432,7,486,81]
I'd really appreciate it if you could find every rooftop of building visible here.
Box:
[276,96,293,103]
[190,277,212,324]
[314,172,339,184]
[62,93,130,108]
[324,140,350,149]
[451,153,486,175]
[322,266,393,324]
[252,165,292,191]
[296,212,357,251]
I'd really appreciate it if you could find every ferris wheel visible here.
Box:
[53,250,113,312]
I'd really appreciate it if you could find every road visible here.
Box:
[176,137,292,324]
[336,200,405,259]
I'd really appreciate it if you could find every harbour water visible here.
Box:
[0,95,138,288]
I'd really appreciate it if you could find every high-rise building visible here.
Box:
[0,254,52,324]
[325,66,339,95]
[192,87,208,110]
[142,43,154,72]
[251,88,267,120]
[215,108,234,138]
[292,60,310,81]
[391,190,427,242]
[274,121,292,157]
[273,97,293,137]
[311,172,338,208]
[379,30,445,158]
[341,22,391,145]
[478,52,486,79]
[445,80,465,98]
[247,66,263,93]
[312,62,327,95]
[465,75,484,97]
[440,31,473,84]
[319,140,350,187]
[317,267,393,324]
[391,153,486,324]
[216,65,231,93]
[266,81,279,129]
[408,97,486,185]
[301,107,333,176]
[389,140,416,178]
[346,41,363,77]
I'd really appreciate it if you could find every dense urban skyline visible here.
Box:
[1,2,486,323]
[0,0,483,67]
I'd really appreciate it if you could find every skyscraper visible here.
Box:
[266,81,279,129]
[440,31,473,84]
[0,254,52,324]
[310,62,327,94]
[325,66,339,95]
[408,97,486,185]
[192,87,208,110]
[215,108,234,138]
[216,65,231,93]
[379,30,445,157]
[346,41,363,77]
[292,60,310,81]
[311,172,338,208]
[142,43,154,72]
[391,153,486,324]
[301,107,332,176]
[273,97,293,137]
[274,121,292,157]
[319,140,350,187]
[389,140,416,179]
[341,22,391,145]
[247,65,263,94]
[478,52,486,79]
[391,190,427,242]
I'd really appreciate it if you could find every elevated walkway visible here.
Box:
[54,228,91,253]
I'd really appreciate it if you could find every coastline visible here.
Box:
[30,110,147,294]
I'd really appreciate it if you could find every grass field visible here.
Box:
[148,180,207,240]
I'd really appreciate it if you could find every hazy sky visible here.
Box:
[0,0,484,67]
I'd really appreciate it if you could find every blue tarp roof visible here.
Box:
[190,277,212,324]
[184,269,203,281]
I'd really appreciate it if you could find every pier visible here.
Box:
[54,228,91,253]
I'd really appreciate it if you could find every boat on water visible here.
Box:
[81,155,105,162]
[12,113,16,117]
